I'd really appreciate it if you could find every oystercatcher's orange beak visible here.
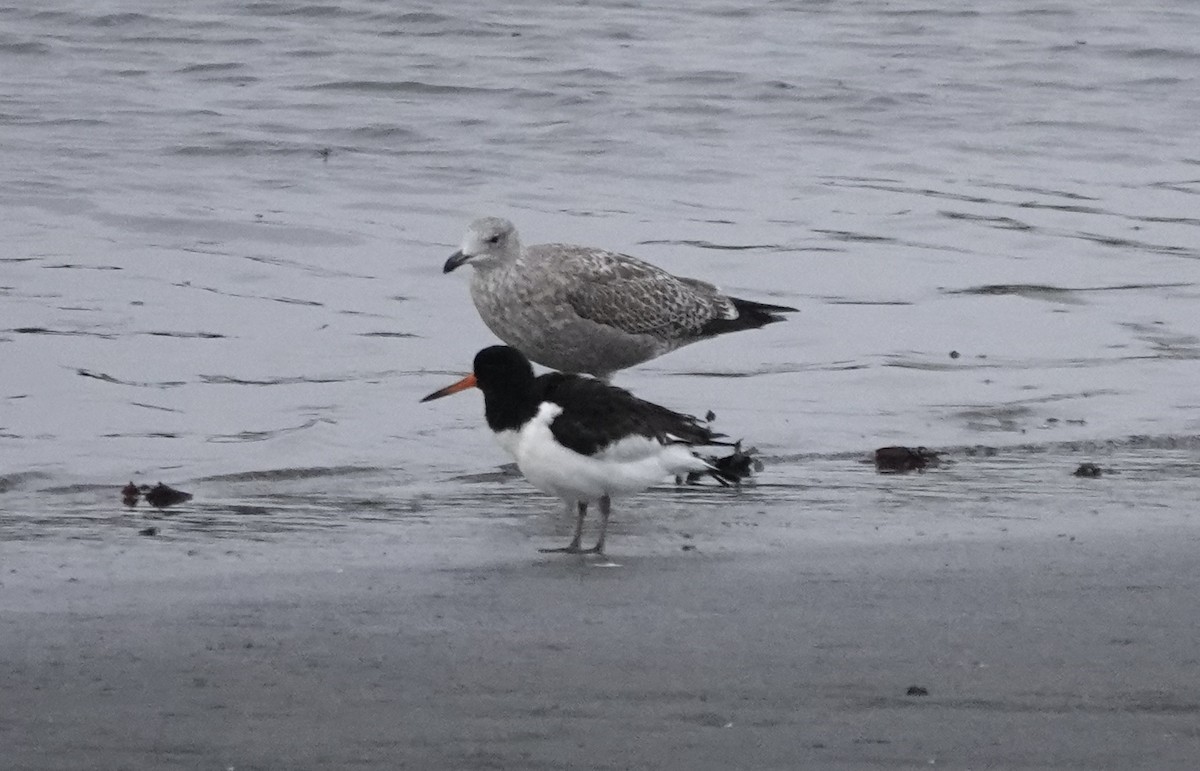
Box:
[420,373,478,403]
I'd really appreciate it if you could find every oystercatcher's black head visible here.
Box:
[419,345,536,403]
[471,345,535,394]
[420,346,541,434]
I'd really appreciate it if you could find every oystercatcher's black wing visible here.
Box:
[534,373,722,456]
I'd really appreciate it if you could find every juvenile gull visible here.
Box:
[444,217,797,380]
[421,345,749,555]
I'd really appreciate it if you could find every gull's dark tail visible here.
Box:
[701,297,798,336]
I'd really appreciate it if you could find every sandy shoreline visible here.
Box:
[4,483,1199,771]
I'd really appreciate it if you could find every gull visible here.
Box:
[443,217,797,380]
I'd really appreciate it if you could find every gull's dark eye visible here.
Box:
[486,234,501,245]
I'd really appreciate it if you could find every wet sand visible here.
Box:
[4,467,1200,771]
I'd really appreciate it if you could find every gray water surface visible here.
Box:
[2,1,1199,537]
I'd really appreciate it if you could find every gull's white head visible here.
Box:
[443,217,521,273]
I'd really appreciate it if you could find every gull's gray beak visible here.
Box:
[443,250,471,273]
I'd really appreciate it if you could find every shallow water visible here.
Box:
[2,1,1199,540]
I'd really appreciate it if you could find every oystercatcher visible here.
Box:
[443,217,797,380]
[422,346,746,554]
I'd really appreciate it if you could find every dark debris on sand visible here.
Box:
[687,441,764,487]
[874,446,942,473]
[120,481,193,508]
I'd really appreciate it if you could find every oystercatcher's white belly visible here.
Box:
[515,402,708,502]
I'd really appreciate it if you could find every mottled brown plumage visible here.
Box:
[444,217,797,380]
